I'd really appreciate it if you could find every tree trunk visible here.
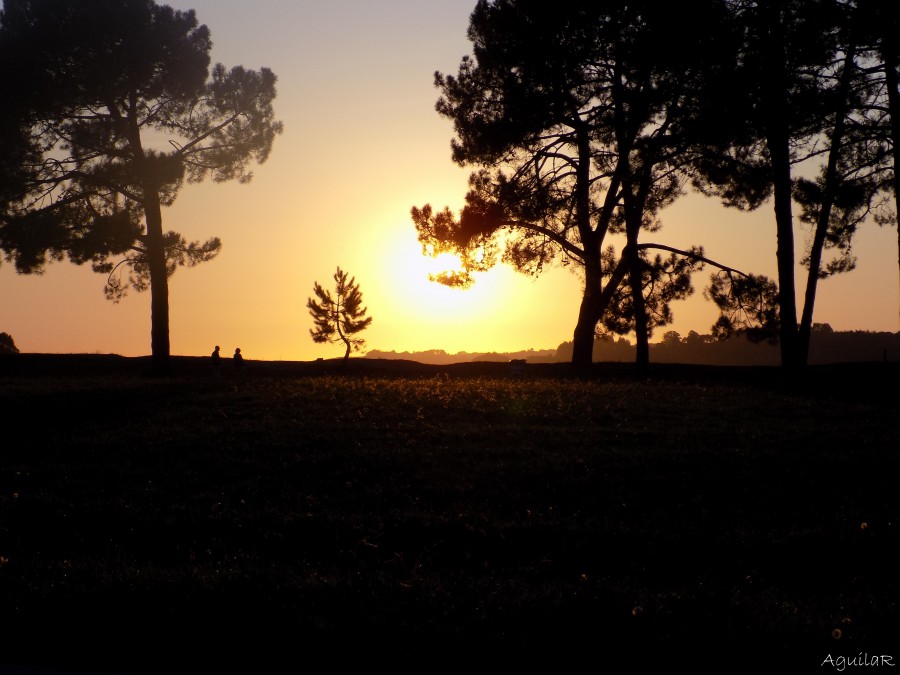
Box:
[798,45,855,366]
[145,194,170,375]
[798,227,827,368]
[571,123,599,371]
[572,261,602,370]
[883,40,900,326]
[625,233,649,372]
[771,145,800,369]
[762,3,800,370]
[129,105,170,374]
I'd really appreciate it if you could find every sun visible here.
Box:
[376,229,500,322]
[424,252,465,281]
[400,249,473,303]
[361,223,581,355]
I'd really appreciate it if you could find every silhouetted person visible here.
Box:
[233,347,243,367]
[211,345,222,377]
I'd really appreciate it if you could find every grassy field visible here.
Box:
[0,354,898,672]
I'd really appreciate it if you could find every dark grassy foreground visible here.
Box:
[1,354,898,672]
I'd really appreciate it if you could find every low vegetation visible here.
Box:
[0,355,897,671]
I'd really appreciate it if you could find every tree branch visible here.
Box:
[636,242,751,277]
[171,111,243,158]
[495,218,585,262]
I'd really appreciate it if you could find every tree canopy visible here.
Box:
[683,0,900,367]
[0,0,282,372]
[412,0,772,369]
[414,0,897,370]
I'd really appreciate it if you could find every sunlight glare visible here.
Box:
[365,226,535,354]
[427,252,464,278]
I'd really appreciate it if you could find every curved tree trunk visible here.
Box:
[572,258,602,369]
[798,44,855,367]
[798,224,828,367]
[571,123,600,371]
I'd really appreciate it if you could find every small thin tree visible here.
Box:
[307,267,373,361]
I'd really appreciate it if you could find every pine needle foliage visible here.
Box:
[307,267,373,360]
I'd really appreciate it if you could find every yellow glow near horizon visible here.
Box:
[352,222,582,358]
[376,229,499,325]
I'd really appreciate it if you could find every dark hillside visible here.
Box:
[1,355,897,671]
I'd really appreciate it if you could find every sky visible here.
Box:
[1,0,898,361]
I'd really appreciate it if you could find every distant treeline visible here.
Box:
[369,326,900,366]
[366,348,560,366]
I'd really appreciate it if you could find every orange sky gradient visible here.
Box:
[1,0,898,361]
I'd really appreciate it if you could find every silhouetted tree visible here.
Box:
[412,0,766,370]
[706,271,780,341]
[730,0,828,367]
[0,0,282,373]
[689,0,879,368]
[793,18,887,365]
[0,332,19,354]
[307,267,373,361]
[661,331,682,346]
[852,0,900,324]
